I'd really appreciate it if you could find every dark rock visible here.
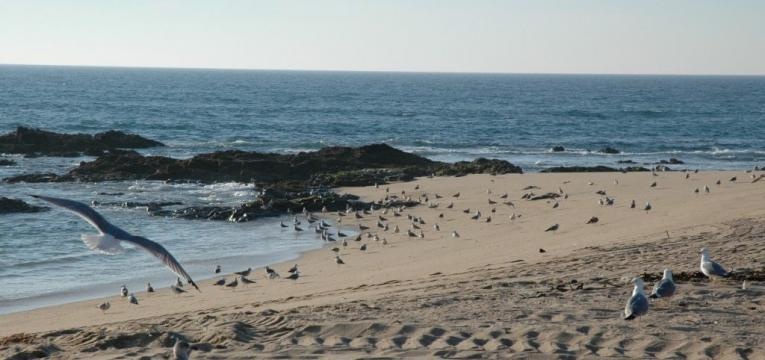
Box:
[541,166,649,173]
[4,144,522,186]
[433,158,522,177]
[0,158,16,166]
[0,127,164,157]
[3,173,73,183]
[91,201,183,211]
[0,197,49,214]
[657,158,684,165]
[616,160,636,164]
[598,146,620,154]
[551,146,565,152]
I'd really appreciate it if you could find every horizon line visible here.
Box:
[1,62,764,77]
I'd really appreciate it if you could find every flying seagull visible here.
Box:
[624,277,649,320]
[30,195,199,291]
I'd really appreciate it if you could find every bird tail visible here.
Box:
[624,314,636,320]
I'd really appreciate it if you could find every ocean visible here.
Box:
[1,65,764,314]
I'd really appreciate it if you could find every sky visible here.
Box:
[1,0,763,75]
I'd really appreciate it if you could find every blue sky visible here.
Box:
[1,0,763,74]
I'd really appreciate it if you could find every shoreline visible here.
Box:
[2,171,764,358]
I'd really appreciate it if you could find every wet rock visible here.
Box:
[657,158,684,165]
[4,144,521,186]
[598,146,620,154]
[551,146,565,152]
[0,158,16,166]
[433,158,522,177]
[0,127,164,157]
[0,197,49,214]
[616,159,636,164]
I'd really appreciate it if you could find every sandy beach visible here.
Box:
[1,170,764,359]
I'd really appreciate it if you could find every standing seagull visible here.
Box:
[120,285,129,297]
[97,302,110,313]
[146,282,155,293]
[214,265,221,274]
[624,277,649,320]
[128,293,139,305]
[30,195,200,291]
[649,269,676,302]
[700,248,731,281]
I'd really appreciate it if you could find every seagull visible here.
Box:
[433,224,440,231]
[213,278,225,286]
[214,265,221,274]
[146,282,154,293]
[288,264,299,273]
[470,211,481,220]
[716,179,721,185]
[280,221,288,228]
[225,277,239,289]
[451,230,460,238]
[335,255,345,265]
[97,301,110,313]
[294,224,303,231]
[30,195,200,291]
[265,266,280,279]
[704,185,710,193]
[586,216,599,224]
[360,243,367,251]
[286,272,300,281]
[235,267,252,277]
[624,277,649,320]
[700,248,731,281]
[173,339,192,360]
[382,238,388,245]
[240,276,256,285]
[120,285,128,297]
[630,200,636,209]
[128,293,139,305]
[552,202,559,209]
[452,192,460,198]
[730,176,737,182]
[545,224,559,232]
[649,269,676,301]
[644,202,652,211]
[650,181,657,188]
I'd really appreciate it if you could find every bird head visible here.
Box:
[662,268,673,280]
[631,277,645,291]
[699,247,710,259]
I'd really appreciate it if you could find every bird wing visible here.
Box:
[128,235,199,291]
[652,279,676,298]
[30,195,131,238]
[703,260,729,277]
[625,294,648,317]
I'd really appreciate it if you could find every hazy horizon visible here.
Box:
[1,1,764,76]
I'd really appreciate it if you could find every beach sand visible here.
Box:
[1,171,764,359]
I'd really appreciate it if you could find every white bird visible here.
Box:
[128,293,139,305]
[700,248,731,281]
[433,224,440,231]
[451,230,460,238]
[30,195,200,290]
[624,277,649,320]
[120,285,128,297]
[648,269,676,301]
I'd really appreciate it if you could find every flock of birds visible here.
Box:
[28,167,758,359]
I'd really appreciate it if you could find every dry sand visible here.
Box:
[1,171,764,359]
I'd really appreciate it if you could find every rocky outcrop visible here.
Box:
[551,146,565,152]
[0,197,48,214]
[541,166,649,173]
[598,146,620,154]
[657,158,684,165]
[4,144,522,187]
[0,127,164,157]
[0,158,16,166]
